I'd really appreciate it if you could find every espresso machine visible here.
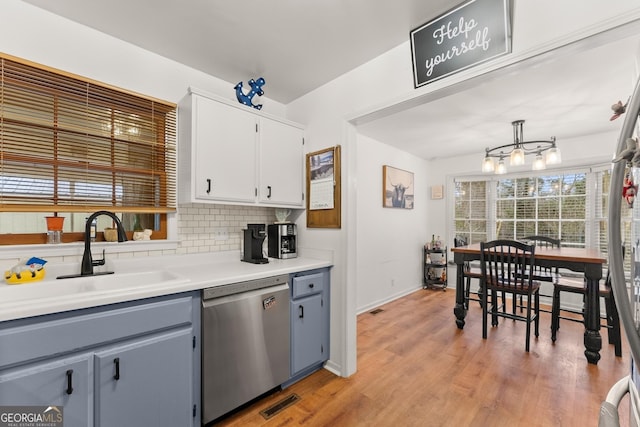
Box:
[242,224,268,264]
[267,223,297,259]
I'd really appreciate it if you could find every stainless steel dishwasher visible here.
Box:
[201,274,290,424]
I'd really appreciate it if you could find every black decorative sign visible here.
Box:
[410,0,511,88]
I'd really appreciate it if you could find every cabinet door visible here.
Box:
[193,95,257,203]
[259,117,304,206]
[94,328,193,427]
[0,355,92,427]
[291,293,324,374]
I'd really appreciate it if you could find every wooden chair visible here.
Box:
[515,236,561,313]
[522,235,561,283]
[550,249,623,357]
[454,236,483,309]
[480,240,540,352]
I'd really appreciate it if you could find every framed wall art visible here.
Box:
[382,165,414,209]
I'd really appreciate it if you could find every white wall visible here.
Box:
[356,135,429,312]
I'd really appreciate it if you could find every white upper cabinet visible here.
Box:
[258,116,304,206]
[179,88,304,208]
[192,95,257,203]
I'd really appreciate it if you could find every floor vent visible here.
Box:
[259,393,300,419]
[370,308,384,315]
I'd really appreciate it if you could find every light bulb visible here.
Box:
[496,158,507,174]
[546,146,561,165]
[532,153,546,170]
[482,156,495,173]
[510,148,525,166]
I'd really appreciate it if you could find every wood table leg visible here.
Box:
[583,264,602,364]
[453,257,467,329]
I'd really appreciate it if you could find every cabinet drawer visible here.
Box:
[0,295,193,369]
[292,273,324,299]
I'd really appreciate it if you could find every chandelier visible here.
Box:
[481,120,561,174]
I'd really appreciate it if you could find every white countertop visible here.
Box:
[0,251,332,322]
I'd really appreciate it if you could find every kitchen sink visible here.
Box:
[0,270,190,304]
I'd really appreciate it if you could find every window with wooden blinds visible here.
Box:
[0,53,176,243]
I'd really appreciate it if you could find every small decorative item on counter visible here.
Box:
[133,213,143,232]
[103,227,118,242]
[133,229,152,241]
[275,208,291,223]
[4,257,47,285]
[45,215,65,244]
[132,214,145,240]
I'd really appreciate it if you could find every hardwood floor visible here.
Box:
[215,289,631,426]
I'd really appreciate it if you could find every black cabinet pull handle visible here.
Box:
[66,369,74,395]
[267,186,272,198]
[308,283,314,288]
[299,305,304,319]
[206,179,211,194]
[113,357,120,380]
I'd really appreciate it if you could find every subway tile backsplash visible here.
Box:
[176,203,275,254]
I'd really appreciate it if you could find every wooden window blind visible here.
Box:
[0,53,177,215]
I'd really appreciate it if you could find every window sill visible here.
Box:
[0,240,180,261]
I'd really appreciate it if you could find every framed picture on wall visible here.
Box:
[383,165,414,209]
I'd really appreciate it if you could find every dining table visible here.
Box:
[451,243,607,364]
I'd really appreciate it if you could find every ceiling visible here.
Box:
[23,0,456,104]
[22,0,640,162]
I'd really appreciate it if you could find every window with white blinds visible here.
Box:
[453,167,614,253]
[453,180,488,244]
[0,53,176,244]
[495,173,587,246]
[451,166,637,274]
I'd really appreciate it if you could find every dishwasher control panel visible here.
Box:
[202,274,289,300]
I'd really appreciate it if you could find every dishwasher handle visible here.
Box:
[202,283,290,308]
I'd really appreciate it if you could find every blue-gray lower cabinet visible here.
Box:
[0,354,92,427]
[286,267,330,386]
[94,328,193,427]
[291,293,324,373]
[0,291,201,427]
